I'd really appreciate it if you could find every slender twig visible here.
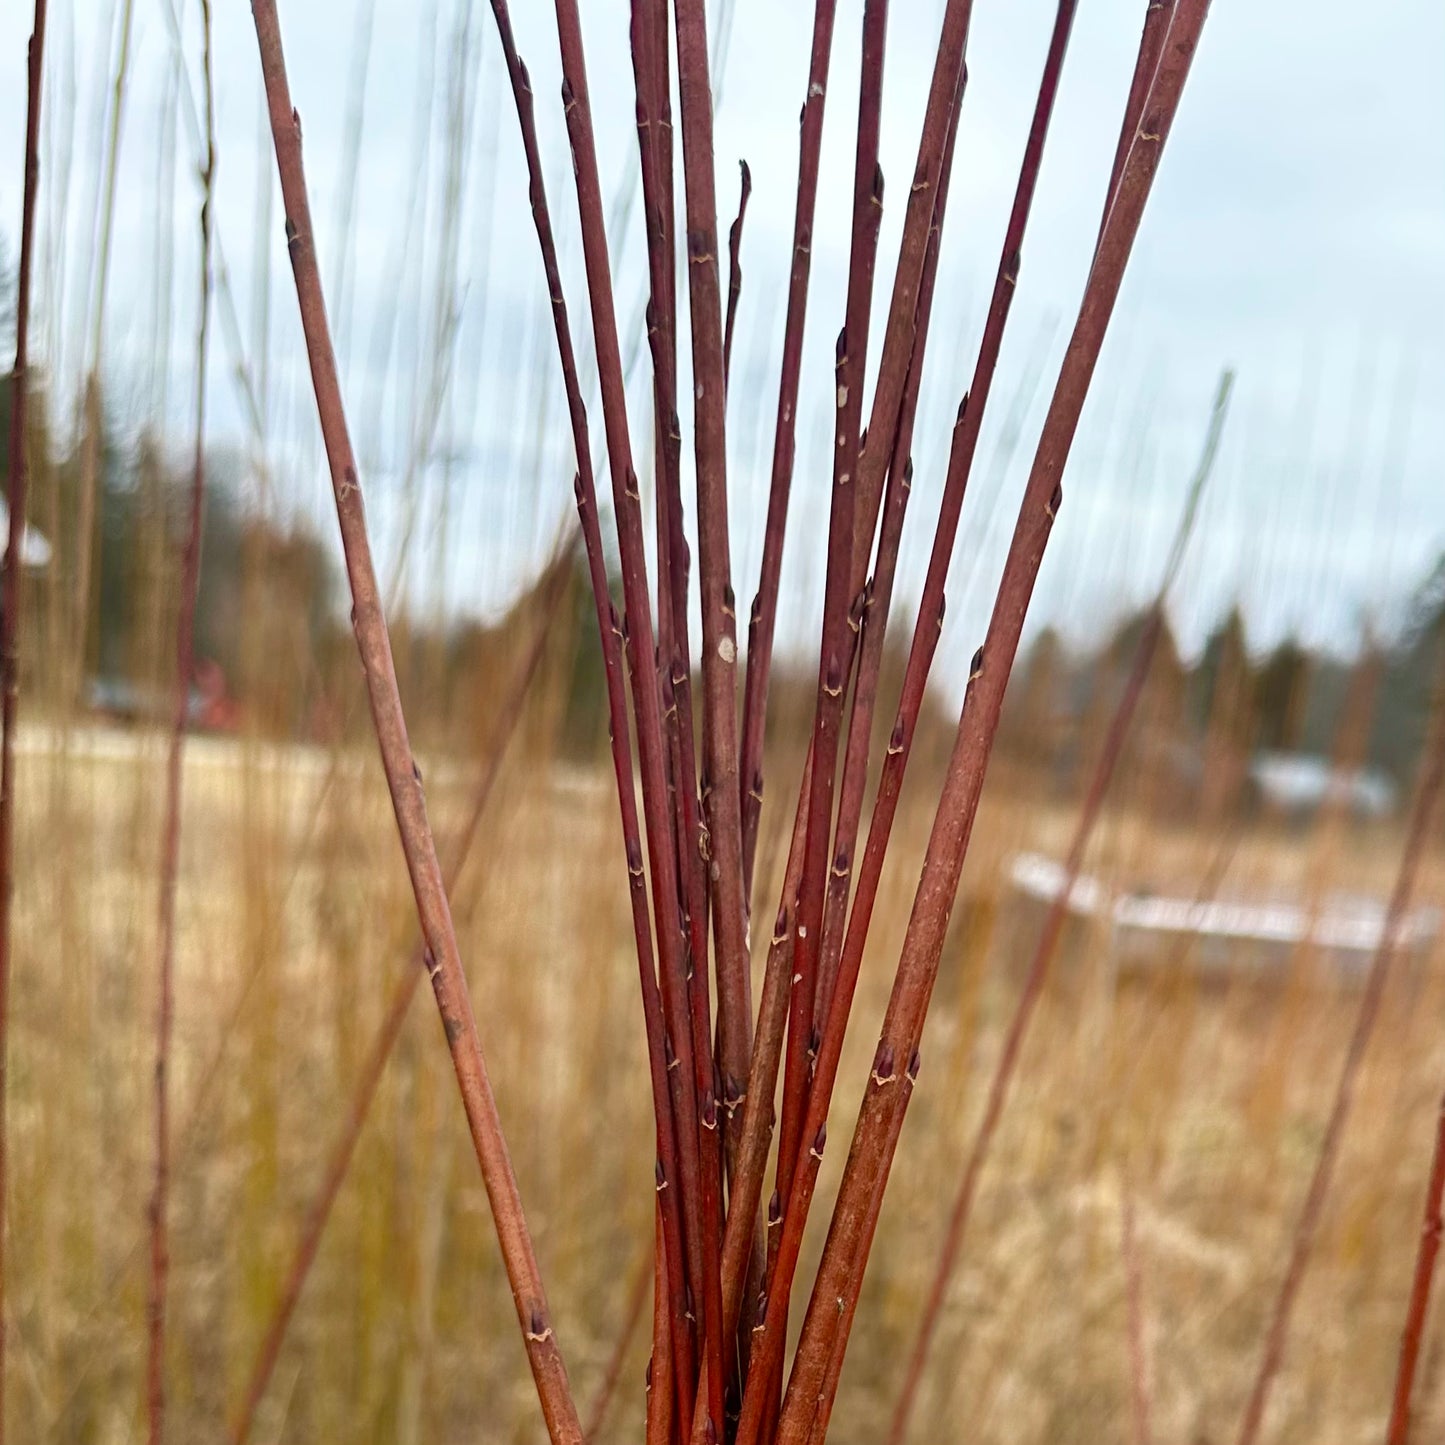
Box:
[647,1210,674,1445]
[0,9,49,1440]
[764,11,1213,1438]
[1236,685,1445,1445]
[1101,1,1173,246]
[761,7,889,1434]
[813,54,966,1039]
[249,8,582,1438]
[480,2,701,1422]
[737,0,839,898]
[71,0,138,701]
[1122,1178,1154,1445]
[886,367,1230,1445]
[687,753,813,1445]
[724,159,752,389]
[671,0,753,1222]
[146,8,213,1438]
[1387,1091,1445,1445]
[586,1245,655,1441]
[740,15,1079,1438]
[850,0,973,586]
[228,566,566,1445]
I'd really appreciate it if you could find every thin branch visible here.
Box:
[886,367,1230,1445]
[586,1243,655,1441]
[769,10,1213,1437]
[1122,1179,1154,1445]
[146,7,213,1437]
[481,1,701,1419]
[248,7,582,1438]
[737,0,839,898]
[0,7,49,1440]
[1101,1,1173,244]
[687,754,813,1445]
[671,0,753,1222]
[1387,1091,1445,1445]
[761,6,889,1434]
[849,0,973,587]
[228,566,566,1445]
[741,14,1079,1436]
[724,159,752,389]
[1236,684,1445,1445]
[813,53,967,1040]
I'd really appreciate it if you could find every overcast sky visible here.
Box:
[2,0,1443,698]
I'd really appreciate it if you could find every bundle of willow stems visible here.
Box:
[241,1,1218,1442]
[13,1,1445,1442]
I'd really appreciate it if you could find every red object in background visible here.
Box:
[190,658,240,734]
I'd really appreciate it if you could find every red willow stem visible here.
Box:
[146,8,212,1438]
[671,0,754,1198]
[812,57,966,1041]
[767,9,1213,1439]
[483,2,698,1419]
[849,0,973,588]
[227,566,566,1445]
[761,10,888,1437]
[1387,1091,1445,1445]
[648,1211,675,1445]
[249,8,582,1439]
[1122,1180,1154,1445]
[630,2,700,983]
[628,24,728,1351]
[887,364,1229,1445]
[799,1075,910,1445]
[1235,688,1445,1445]
[724,160,752,389]
[0,7,48,1439]
[687,754,814,1445]
[1101,0,1173,246]
[743,15,1078,1437]
[737,0,839,901]
[549,2,724,1429]
[586,1245,655,1441]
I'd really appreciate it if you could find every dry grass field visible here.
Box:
[7,687,1442,1444]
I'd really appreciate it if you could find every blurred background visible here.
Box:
[1,0,1443,1441]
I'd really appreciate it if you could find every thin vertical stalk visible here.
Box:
[551,3,726,1425]
[671,0,753,1190]
[812,55,966,1038]
[1387,1092,1445,1445]
[738,0,839,897]
[1122,1179,1154,1445]
[724,160,752,389]
[586,1245,655,1440]
[146,6,212,1438]
[249,8,582,1439]
[648,1211,674,1445]
[228,568,566,1445]
[799,1078,908,1445]
[687,756,813,1445]
[0,9,49,1441]
[1235,687,1445,1445]
[479,2,701,1420]
[886,367,1230,1445]
[763,7,889,1434]
[71,0,137,700]
[849,0,973,585]
[741,18,1079,1436]
[628,17,725,1339]
[768,11,1213,1437]
[1100,1,1173,245]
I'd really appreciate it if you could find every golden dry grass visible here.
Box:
[6,681,1443,1444]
